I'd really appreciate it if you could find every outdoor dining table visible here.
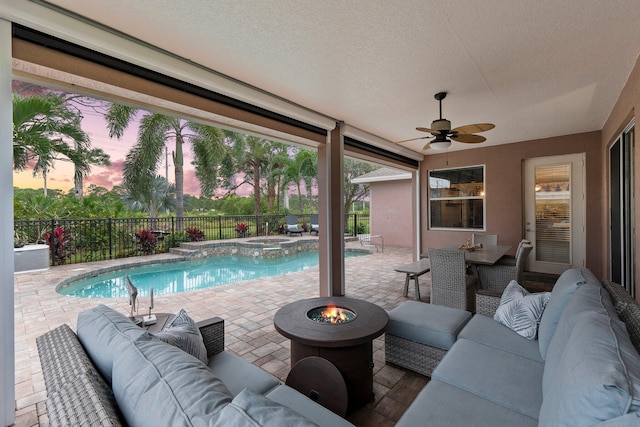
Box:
[420,244,512,265]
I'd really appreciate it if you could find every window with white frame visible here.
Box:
[429,165,485,230]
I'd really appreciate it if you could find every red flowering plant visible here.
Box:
[45,226,74,265]
[235,222,249,238]
[186,227,205,242]
[135,229,156,255]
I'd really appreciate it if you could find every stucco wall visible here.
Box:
[370,180,412,248]
[420,131,603,278]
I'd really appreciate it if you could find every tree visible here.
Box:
[124,175,176,218]
[284,149,317,213]
[12,93,108,197]
[344,159,378,213]
[221,132,275,216]
[72,147,111,199]
[262,142,290,213]
[105,104,228,227]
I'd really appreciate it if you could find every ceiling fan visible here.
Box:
[397,92,495,151]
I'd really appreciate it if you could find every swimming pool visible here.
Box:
[58,251,367,298]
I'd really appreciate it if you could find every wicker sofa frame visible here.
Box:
[36,317,225,426]
[385,334,447,377]
[390,280,640,384]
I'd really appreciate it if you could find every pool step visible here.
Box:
[169,247,201,257]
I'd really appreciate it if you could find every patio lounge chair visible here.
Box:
[310,214,319,236]
[285,215,304,236]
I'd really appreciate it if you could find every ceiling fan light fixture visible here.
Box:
[431,119,451,132]
[429,140,452,151]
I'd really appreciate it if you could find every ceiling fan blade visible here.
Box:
[452,123,495,134]
[416,127,439,134]
[395,136,430,144]
[422,142,432,150]
[451,133,486,143]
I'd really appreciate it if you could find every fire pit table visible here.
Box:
[274,297,388,415]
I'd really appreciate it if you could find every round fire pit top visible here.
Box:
[307,305,357,324]
[274,297,388,348]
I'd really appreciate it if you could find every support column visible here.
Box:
[318,123,345,296]
[0,18,15,427]
[412,169,421,260]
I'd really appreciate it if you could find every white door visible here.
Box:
[523,154,585,274]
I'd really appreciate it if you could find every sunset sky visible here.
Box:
[13,103,207,196]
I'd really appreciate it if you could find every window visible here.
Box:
[429,165,485,230]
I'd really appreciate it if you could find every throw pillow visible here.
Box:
[494,280,551,340]
[154,309,208,364]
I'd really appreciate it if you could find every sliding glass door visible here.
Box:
[610,123,635,295]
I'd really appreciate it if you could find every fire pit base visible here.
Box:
[290,340,375,413]
[274,297,388,414]
[285,356,348,417]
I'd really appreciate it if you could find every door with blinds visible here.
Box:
[523,154,585,274]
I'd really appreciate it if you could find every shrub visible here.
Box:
[135,229,156,255]
[163,231,190,250]
[185,227,205,242]
[46,226,74,265]
[235,222,249,237]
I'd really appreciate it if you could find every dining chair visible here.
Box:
[428,248,477,312]
[496,239,530,266]
[471,233,499,246]
[476,243,533,293]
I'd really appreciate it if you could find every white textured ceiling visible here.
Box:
[44,0,640,154]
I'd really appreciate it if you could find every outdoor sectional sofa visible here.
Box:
[392,268,640,426]
[36,304,353,427]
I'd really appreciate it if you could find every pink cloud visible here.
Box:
[85,159,125,189]
[182,169,201,196]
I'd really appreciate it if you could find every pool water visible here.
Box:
[59,251,366,298]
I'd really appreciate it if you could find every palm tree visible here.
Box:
[124,175,176,219]
[222,132,272,216]
[105,104,227,227]
[12,93,107,196]
[284,149,317,213]
[262,142,289,212]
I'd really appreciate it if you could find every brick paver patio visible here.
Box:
[13,243,431,426]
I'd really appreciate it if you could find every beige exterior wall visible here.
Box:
[370,180,412,248]
[420,131,603,277]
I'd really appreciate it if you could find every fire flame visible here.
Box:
[321,304,349,324]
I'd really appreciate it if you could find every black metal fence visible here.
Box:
[14,213,370,266]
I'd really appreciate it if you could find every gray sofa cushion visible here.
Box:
[76,304,147,384]
[207,351,281,396]
[218,388,318,427]
[596,412,640,426]
[386,301,472,350]
[432,338,544,419]
[538,268,599,359]
[265,385,354,427]
[539,311,640,425]
[458,314,543,361]
[112,333,233,427]
[396,380,538,427]
[542,283,613,394]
